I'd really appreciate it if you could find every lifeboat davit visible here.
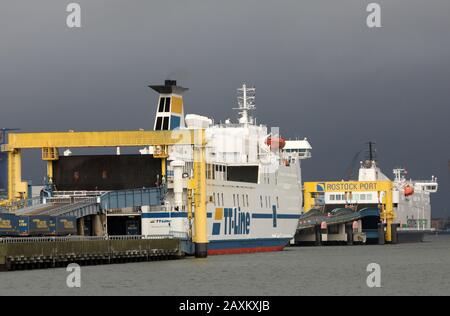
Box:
[404,185,414,197]
[265,137,286,151]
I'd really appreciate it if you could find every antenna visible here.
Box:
[234,84,256,125]
[366,141,377,161]
[344,148,364,180]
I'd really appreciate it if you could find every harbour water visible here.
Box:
[1,235,449,296]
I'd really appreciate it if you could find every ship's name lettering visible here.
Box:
[326,183,378,191]
[224,208,251,235]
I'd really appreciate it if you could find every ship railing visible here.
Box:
[398,227,434,232]
[0,233,187,244]
[411,180,438,184]
[0,196,43,213]
[53,191,108,197]
[45,196,98,205]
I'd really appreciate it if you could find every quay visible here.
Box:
[0,235,183,271]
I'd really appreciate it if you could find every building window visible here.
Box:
[164,97,171,112]
[246,195,249,207]
[158,98,165,112]
[155,117,163,130]
[276,197,279,208]
[221,193,224,206]
[162,117,169,130]
[233,194,236,207]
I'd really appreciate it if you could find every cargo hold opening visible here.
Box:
[227,165,259,183]
[107,215,141,236]
[52,154,163,191]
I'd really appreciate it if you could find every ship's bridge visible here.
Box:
[413,180,438,193]
[283,139,312,161]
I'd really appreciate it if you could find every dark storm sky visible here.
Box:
[1,0,449,217]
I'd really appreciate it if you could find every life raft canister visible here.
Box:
[404,185,414,197]
[265,137,286,151]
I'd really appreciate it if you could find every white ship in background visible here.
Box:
[358,160,438,230]
[141,80,312,254]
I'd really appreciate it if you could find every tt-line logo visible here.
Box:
[212,208,251,236]
[224,208,251,235]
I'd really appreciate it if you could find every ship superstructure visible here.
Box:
[142,81,312,254]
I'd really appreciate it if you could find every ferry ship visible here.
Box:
[141,80,312,255]
[319,146,438,231]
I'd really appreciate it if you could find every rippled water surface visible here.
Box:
[1,235,449,296]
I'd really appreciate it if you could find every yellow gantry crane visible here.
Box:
[303,180,395,242]
[0,129,208,257]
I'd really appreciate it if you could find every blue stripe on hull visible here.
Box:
[209,238,291,250]
[142,212,299,219]
[142,212,213,218]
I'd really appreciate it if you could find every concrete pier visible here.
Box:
[295,220,366,245]
[0,236,182,271]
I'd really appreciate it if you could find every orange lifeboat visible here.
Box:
[404,185,414,197]
[265,137,286,151]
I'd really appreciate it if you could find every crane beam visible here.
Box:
[1,130,197,151]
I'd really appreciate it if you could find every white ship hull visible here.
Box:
[142,163,304,254]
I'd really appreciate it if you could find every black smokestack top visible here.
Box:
[165,79,177,86]
[149,80,188,94]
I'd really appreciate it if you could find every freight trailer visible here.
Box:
[54,216,77,236]
[0,213,19,236]
[0,214,78,237]
[27,215,54,236]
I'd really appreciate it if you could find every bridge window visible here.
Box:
[164,97,171,112]
[158,98,165,112]
[162,117,169,130]
[155,117,163,130]
[158,97,171,113]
